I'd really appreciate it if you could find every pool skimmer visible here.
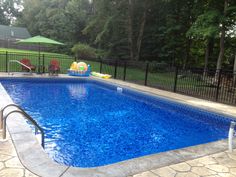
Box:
[117,87,123,93]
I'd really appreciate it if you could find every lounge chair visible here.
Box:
[20,59,36,72]
[48,59,60,75]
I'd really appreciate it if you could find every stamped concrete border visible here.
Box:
[0,75,235,177]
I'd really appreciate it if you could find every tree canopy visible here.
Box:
[2,0,236,70]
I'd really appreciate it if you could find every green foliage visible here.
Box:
[10,0,236,70]
[17,0,90,43]
[187,10,220,39]
[71,43,96,59]
[72,43,108,59]
[0,0,22,25]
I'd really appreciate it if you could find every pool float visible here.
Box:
[68,62,91,77]
[91,72,112,79]
[70,62,78,70]
[77,62,88,72]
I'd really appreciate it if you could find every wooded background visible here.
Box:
[0,0,236,71]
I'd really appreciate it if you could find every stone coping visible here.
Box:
[0,74,235,177]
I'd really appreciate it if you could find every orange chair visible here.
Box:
[48,59,60,75]
[20,59,36,72]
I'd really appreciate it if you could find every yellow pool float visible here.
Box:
[70,62,78,70]
[91,72,112,79]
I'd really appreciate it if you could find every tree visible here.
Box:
[187,10,220,75]
[128,0,149,61]
[234,52,236,86]
[14,0,235,71]
[216,0,228,78]
[17,0,91,53]
[83,0,130,58]
[0,0,22,25]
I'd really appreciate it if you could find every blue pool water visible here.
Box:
[0,78,233,167]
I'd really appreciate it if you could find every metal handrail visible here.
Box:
[0,104,22,129]
[8,60,32,74]
[0,104,45,148]
[228,121,236,152]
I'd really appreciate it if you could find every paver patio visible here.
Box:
[0,131,38,177]
[131,150,236,177]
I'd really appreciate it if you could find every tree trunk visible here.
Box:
[183,38,191,69]
[128,0,134,60]
[215,0,228,78]
[183,0,192,70]
[216,28,225,70]
[135,0,148,61]
[203,39,210,77]
[233,52,236,87]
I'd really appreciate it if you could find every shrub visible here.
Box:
[71,43,108,59]
[71,43,96,59]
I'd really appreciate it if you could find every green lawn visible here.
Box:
[83,59,212,94]
[0,47,224,103]
[0,48,74,73]
[0,48,208,88]
[85,59,230,103]
[0,48,68,57]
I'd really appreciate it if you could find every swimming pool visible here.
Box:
[0,78,233,167]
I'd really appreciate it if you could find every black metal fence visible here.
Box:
[0,51,75,74]
[0,51,235,106]
[86,58,236,106]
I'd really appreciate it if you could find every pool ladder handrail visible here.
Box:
[8,60,32,75]
[0,104,45,148]
[228,121,236,152]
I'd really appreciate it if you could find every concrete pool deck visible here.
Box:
[0,72,236,177]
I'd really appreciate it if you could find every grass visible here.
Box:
[82,59,232,104]
[0,47,207,88]
[0,48,73,73]
[0,48,68,57]
[0,47,233,105]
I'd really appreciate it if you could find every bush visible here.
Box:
[71,43,108,59]
[71,43,96,59]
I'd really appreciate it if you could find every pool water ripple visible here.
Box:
[1,79,233,167]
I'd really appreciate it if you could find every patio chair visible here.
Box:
[48,59,60,75]
[20,59,36,72]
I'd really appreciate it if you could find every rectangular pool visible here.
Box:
[0,77,233,167]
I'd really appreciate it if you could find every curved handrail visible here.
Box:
[1,104,45,148]
[0,104,26,129]
[8,60,32,74]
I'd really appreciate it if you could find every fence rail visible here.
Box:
[87,58,236,106]
[0,51,235,106]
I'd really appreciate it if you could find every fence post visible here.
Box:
[215,69,222,101]
[114,60,118,79]
[42,54,45,73]
[5,51,8,72]
[38,55,41,74]
[173,66,179,92]
[123,61,127,81]
[144,63,149,86]
[100,59,103,73]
